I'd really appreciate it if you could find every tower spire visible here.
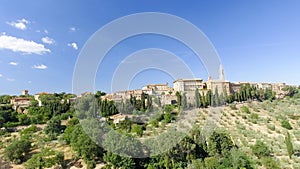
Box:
[219,64,224,81]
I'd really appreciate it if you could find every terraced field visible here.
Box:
[199,98,300,168]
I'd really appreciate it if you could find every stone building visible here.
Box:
[22,90,29,96]
[173,78,205,92]
[142,83,173,95]
[10,97,31,110]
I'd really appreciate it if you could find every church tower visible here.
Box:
[219,64,225,81]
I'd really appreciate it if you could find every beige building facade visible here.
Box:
[173,79,205,92]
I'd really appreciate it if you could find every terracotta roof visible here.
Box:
[35,92,49,95]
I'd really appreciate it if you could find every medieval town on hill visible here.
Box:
[9,66,289,113]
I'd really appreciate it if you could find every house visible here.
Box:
[142,83,173,95]
[173,78,205,92]
[34,92,49,106]
[109,114,126,124]
[10,97,31,110]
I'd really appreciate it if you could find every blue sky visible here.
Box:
[0,0,300,95]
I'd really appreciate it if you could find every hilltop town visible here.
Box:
[8,78,288,113]
[9,68,290,114]
[1,68,299,169]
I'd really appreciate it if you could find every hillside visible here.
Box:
[1,93,300,168]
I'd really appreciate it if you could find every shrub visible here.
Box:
[261,157,280,169]
[229,104,237,110]
[250,113,259,120]
[131,124,143,137]
[281,119,293,130]
[20,125,38,135]
[163,113,174,123]
[150,119,159,128]
[4,138,31,164]
[241,106,250,114]
[25,149,65,169]
[251,140,271,158]
[267,124,275,131]
[242,115,247,119]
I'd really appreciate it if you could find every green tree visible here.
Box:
[230,148,253,169]
[0,95,12,104]
[176,91,181,109]
[204,157,218,169]
[208,131,234,157]
[201,92,207,108]
[104,152,136,169]
[195,88,201,108]
[285,131,294,159]
[182,92,187,109]
[206,90,212,106]
[25,149,65,169]
[4,138,31,164]
[64,123,103,163]
[44,116,62,139]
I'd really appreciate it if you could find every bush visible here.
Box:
[150,119,159,128]
[267,124,275,131]
[229,104,237,110]
[251,140,271,158]
[281,119,293,130]
[131,124,143,137]
[261,157,280,169]
[25,149,65,169]
[241,106,250,114]
[4,138,31,164]
[250,113,259,120]
[20,125,38,135]
[163,113,174,123]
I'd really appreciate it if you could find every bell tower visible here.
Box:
[219,64,224,81]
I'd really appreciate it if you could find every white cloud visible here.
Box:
[0,74,2,78]
[69,27,76,32]
[7,78,15,81]
[68,42,78,50]
[0,34,50,55]
[44,29,49,34]
[7,18,29,30]
[32,64,47,69]
[9,62,18,66]
[41,37,55,45]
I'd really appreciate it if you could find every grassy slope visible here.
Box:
[1,99,300,168]
[212,98,300,168]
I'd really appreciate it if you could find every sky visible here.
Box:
[0,0,300,95]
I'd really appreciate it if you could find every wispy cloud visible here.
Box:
[0,34,50,55]
[0,74,2,78]
[41,36,55,45]
[32,64,48,69]
[68,42,78,50]
[9,62,18,66]
[69,27,77,32]
[7,18,29,30]
[44,29,49,34]
[7,78,15,82]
